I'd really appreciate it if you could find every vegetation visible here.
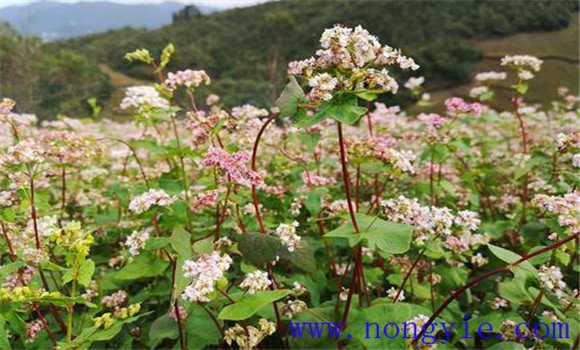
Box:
[0,23,111,120]
[0,22,578,349]
[54,0,578,109]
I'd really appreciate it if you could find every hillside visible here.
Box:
[0,1,214,41]
[53,0,578,111]
[410,14,580,113]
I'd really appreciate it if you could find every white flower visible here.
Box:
[240,270,271,294]
[125,229,151,256]
[129,189,175,215]
[475,71,507,82]
[518,70,534,81]
[404,76,424,90]
[470,253,488,267]
[281,299,307,319]
[120,86,169,111]
[539,265,567,297]
[386,287,404,302]
[164,70,211,92]
[274,221,301,252]
[501,55,543,72]
[572,154,580,168]
[181,251,232,302]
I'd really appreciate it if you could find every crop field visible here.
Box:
[0,20,578,350]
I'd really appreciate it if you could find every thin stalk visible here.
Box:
[393,247,426,303]
[512,94,529,225]
[251,114,277,235]
[169,114,193,232]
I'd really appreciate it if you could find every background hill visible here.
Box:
[0,1,214,41]
[1,0,578,120]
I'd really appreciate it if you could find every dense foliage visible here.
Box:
[0,23,578,350]
[0,25,111,120]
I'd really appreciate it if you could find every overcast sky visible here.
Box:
[0,0,271,9]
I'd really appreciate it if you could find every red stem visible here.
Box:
[251,114,277,235]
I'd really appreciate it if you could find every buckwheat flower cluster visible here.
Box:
[405,314,436,350]
[470,253,488,267]
[386,286,405,302]
[120,86,169,111]
[289,25,417,102]
[469,86,490,99]
[125,228,151,256]
[307,72,339,101]
[224,318,276,350]
[281,299,307,319]
[274,221,301,252]
[532,191,579,233]
[202,147,263,187]
[444,97,483,116]
[501,55,543,72]
[490,297,509,310]
[189,188,224,213]
[348,138,416,174]
[101,290,128,310]
[240,270,271,294]
[0,190,18,207]
[0,139,46,168]
[539,265,567,297]
[169,305,188,322]
[181,251,232,302]
[404,76,425,90]
[500,319,529,341]
[231,104,269,120]
[164,69,210,92]
[206,93,220,106]
[475,71,507,82]
[25,319,44,343]
[22,248,47,266]
[290,25,418,74]
[555,132,579,151]
[185,110,226,147]
[381,196,481,247]
[128,189,176,215]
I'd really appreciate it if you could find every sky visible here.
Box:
[0,0,271,9]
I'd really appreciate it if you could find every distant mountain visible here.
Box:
[0,1,215,41]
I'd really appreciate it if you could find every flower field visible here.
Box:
[0,25,578,349]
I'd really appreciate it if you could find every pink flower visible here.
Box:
[444,97,483,116]
[202,147,264,187]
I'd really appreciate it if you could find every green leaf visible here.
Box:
[487,244,537,276]
[356,92,378,101]
[325,214,412,254]
[305,187,328,216]
[349,302,432,349]
[116,252,169,281]
[327,104,367,125]
[432,144,450,163]
[276,76,305,118]
[488,342,526,349]
[295,103,329,128]
[77,259,95,288]
[169,226,192,258]
[218,290,292,320]
[158,43,175,71]
[144,237,170,251]
[149,314,178,348]
[0,261,23,278]
[170,227,194,296]
[238,234,316,273]
[186,307,221,348]
[238,233,282,266]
